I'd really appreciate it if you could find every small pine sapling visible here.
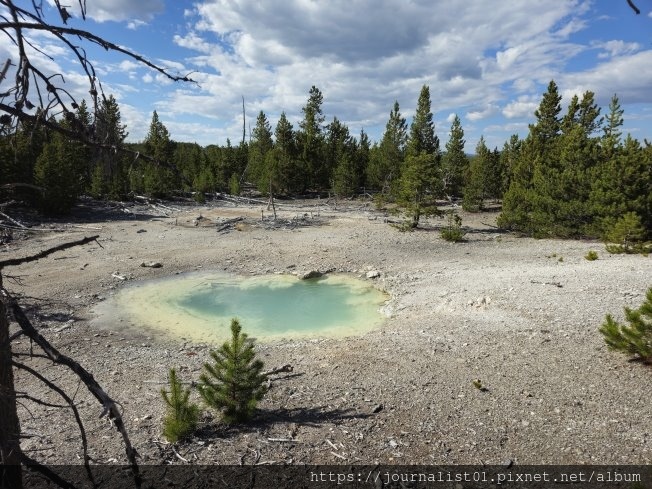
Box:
[440,209,466,242]
[199,318,267,423]
[584,250,598,261]
[599,287,652,364]
[161,368,200,442]
[604,212,650,255]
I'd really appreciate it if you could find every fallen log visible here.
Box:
[0,211,27,229]
[216,216,244,233]
[262,364,293,377]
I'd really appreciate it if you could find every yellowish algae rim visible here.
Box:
[92,271,389,344]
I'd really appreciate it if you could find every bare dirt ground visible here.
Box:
[3,197,651,467]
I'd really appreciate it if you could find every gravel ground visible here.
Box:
[3,198,651,466]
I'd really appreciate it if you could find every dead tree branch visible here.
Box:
[0,1,195,127]
[262,364,294,377]
[627,0,641,14]
[0,235,99,271]
[3,288,141,487]
[12,360,95,486]
[0,235,140,487]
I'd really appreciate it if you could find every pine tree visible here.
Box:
[297,86,326,190]
[141,111,174,197]
[407,85,439,158]
[441,115,468,199]
[601,94,624,159]
[590,135,649,238]
[34,115,88,214]
[354,129,370,191]
[198,319,267,424]
[599,287,652,363]
[529,90,601,237]
[499,81,562,234]
[248,111,274,192]
[531,80,562,148]
[367,101,407,194]
[273,112,300,194]
[396,86,441,227]
[326,117,356,197]
[91,95,128,198]
[440,209,466,242]
[160,368,200,442]
[333,151,356,197]
[499,134,521,197]
[73,100,93,191]
[397,152,439,228]
[462,136,489,212]
[604,211,649,254]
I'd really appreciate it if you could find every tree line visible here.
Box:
[1,81,650,240]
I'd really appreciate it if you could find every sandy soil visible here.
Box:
[3,197,651,466]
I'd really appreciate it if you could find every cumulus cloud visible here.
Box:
[559,51,652,105]
[46,0,164,23]
[467,105,500,122]
[162,0,595,141]
[502,96,540,119]
[22,1,652,146]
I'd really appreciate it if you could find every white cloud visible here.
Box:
[45,0,164,22]
[467,105,499,122]
[594,40,641,59]
[163,0,593,144]
[502,96,539,119]
[127,20,148,30]
[14,1,652,147]
[559,51,652,105]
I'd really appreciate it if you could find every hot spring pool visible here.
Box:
[93,272,389,342]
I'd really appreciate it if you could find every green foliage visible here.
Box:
[198,319,267,424]
[499,82,650,240]
[397,152,440,228]
[141,111,175,197]
[604,212,650,254]
[462,137,489,212]
[584,250,599,261]
[333,152,356,197]
[89,95,128,198]
[228,173,241,196]
[89,164,106,199]
[248,111,274,192]
[601,94,624,158]
[273,112,301,194]
[367,101,407,194]
[297,85,326,190]
[407,85,439,157]
[326,117,357,197]
[599,287,652,363]
[395,86,443,227]
[440,210,466,242]
[590,135,650,237]
[161,368,200,442]
[442,115,468,199]
[34,117,88,214]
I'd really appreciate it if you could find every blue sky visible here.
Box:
[2,1,652,150]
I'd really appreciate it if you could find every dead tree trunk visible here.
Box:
[267,177,277,220]
[0,286,23,489]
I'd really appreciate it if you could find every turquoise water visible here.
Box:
[97,273,388,342]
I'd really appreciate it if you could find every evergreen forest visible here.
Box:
[1,81,650,242]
